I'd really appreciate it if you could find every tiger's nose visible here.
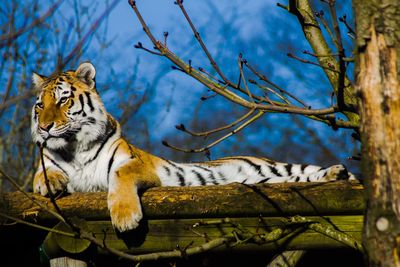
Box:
[39,122,54,132]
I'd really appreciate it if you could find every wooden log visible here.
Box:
[0,181,364,222]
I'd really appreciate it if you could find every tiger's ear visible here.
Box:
[75,62,96,88]
[32,73,46,87]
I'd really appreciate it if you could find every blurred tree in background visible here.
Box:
[0,0,148,190]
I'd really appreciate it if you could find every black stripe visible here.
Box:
[176,172,186,186]
[127,145,136,159]
[79,94,86,117]
[191,170,207,185]
[218,171,227,182]
[318,170,327,181]
[84,92,95,112]
[194,165,211,172]
[85,117,96,125]
[284,164,292,176]
[295,176,300,182]
[70,85,77,91]
[301,164,308,172]
[85,122,117,164]
[68,99,75,108]
[260,157,276,165]
[307,177,311,182]
[43,154,68,176]
[165,160,185,173]
[163,166,171,176]
[237,158,265,177]
[194,166,218,185]
[258,178,271,183]
[107,144,120,182]
[269,166,281,177]
[208,173,218,185]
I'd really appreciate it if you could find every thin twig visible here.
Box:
[339,15,355,36]
[315,10,339,51]
[163,111,264,153]
[237,55,254,103]
[0,212,75,237]
[0,167,65,222]
[175,0,233,87]
[176,108,256,137]
[134,42,162,56]
[58,0,120,70]
[287,53,340,73]
[326,0,347,111]
[249,79,291,105]
[198,67,226,84]
[0,0,64,46]
[243,60,308,107]
[38,146,79,233]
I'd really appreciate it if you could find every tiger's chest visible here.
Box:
[52,148,110,192]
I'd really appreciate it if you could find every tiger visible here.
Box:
[31,62,356,232]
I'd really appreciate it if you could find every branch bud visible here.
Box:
[162,140,169,146]
[134,42,143,48]
[175,124,186,131]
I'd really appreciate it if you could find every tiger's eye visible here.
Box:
[36,102,44,109]
[59,97,68,104]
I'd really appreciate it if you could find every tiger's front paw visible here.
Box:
[108,195,143,232]
[33,170,68,196]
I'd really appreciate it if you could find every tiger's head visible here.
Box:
[31,62,111,150]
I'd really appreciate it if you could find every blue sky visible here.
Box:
[73,0,358,167]
[0,0,359,172]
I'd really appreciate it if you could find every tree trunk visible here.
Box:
[353,0,400,266]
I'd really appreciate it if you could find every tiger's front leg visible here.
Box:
[107,157,160,232]
[33,169,69,196]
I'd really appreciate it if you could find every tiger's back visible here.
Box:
[31,62,355,232]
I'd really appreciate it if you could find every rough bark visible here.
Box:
[0,182,364,222]
[353,0,400,266]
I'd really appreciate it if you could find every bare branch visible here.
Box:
[163,111,264,153]
[175,0,233,86]
[0,212,75,237]
[287,52,340,73]
[57,0,120,71]
[0,0,64,47]
[176,108,256,137]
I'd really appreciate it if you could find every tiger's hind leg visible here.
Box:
[287,164,355,182]
[256,164,355,183]
[320,164,356,181]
